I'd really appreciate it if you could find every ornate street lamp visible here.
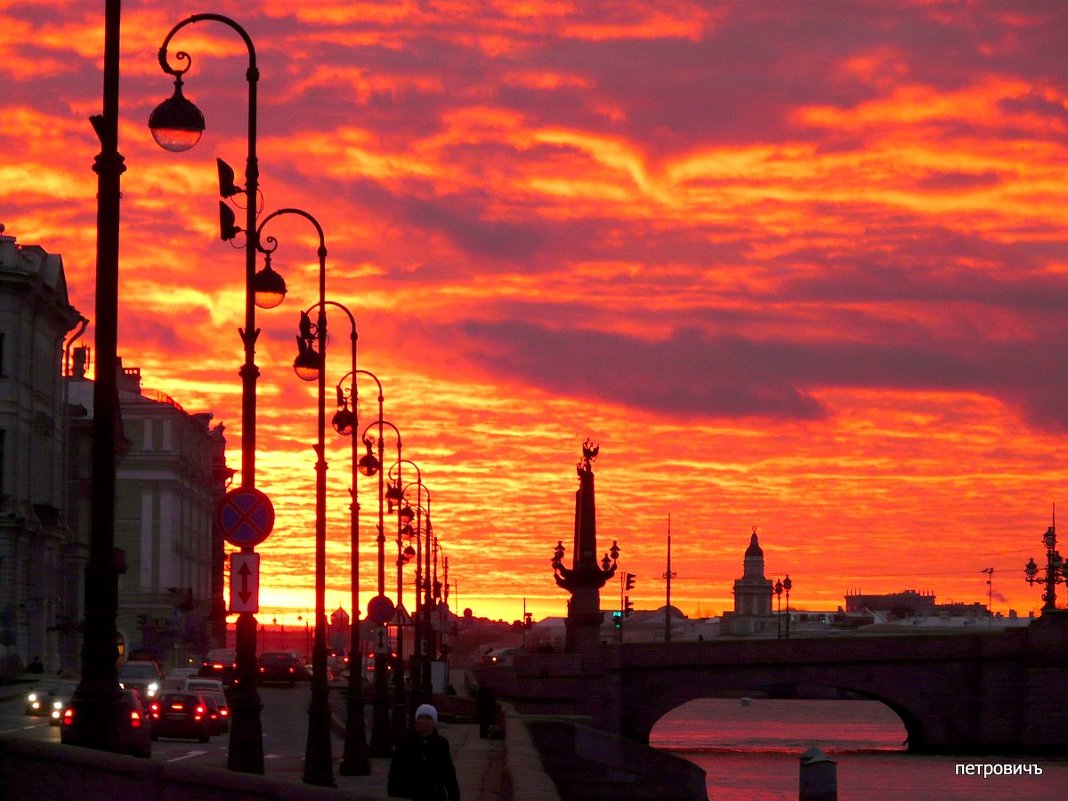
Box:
[783,575,793,639]
[151,14,285,774]
[259,207,343,786]
[331,366,398,762]
[399,481,435,707]
[775,578,783,639]
[386,459,423,738]
[1025,523,1068,613]
[356,413,402,755]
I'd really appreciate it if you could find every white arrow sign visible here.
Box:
[229,552,260,613]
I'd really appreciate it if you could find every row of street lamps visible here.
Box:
[147,10,448,787]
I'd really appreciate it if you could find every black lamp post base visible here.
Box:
[339,693,371,775]
[302,691,336,786]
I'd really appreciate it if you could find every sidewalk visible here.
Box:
[322,714,505,801]
[322,671,506,801]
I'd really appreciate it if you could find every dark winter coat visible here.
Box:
[387,728,460,801]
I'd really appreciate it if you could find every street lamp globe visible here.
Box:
[332,403,356,437]
[293,348,321,381]
[253,260,288,309]
[148,78,205,152]
[358,439,381,476]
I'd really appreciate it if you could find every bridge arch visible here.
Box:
[623,679,918,751]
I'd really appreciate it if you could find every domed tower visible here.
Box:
[735,529,773,616]
[722,528,774,635]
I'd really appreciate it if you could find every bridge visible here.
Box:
[475,613,1068,754]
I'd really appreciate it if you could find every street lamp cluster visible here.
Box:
[774,575,793,639]
[1025,524,1068,613]
[147,11,452,787]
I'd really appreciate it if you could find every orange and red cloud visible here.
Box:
[3,0,1068,621]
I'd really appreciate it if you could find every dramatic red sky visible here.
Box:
[4,0,1068,624]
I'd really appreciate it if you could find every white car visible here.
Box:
[184,677,226,695]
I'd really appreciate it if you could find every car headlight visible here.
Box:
[28,693,38,703]
[147,682,159,696]
[53,700,63,710]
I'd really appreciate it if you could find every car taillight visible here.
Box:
[130,710,142,728]
[62,708,74,726]
[219,708,229,717]
[288,667,294,674]
[149,702,160,718]
[194,705,206,721]
[258,666,265,673]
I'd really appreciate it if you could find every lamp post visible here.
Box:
[1025,523,1068,614]
[259,207,338,786]
[354,412,401,755]
[783,575,792,639]
[150,13,286,775]
[69,0,125,754]
[330,368,395,767]
[774,578,783,639]
[388,459,423,737]
[400,481,434,706]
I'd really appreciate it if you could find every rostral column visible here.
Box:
[551,440,619,654]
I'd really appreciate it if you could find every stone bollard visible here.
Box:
[799,746,838,801]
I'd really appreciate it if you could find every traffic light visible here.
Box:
[612,610,622,630]
[624,596,634,617]
[624,572,636,591]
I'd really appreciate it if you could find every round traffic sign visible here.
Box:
[367,594,395,625]
[217,487,275,547]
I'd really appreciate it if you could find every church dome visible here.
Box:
[744,532,763,558]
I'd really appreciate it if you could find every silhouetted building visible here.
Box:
[721,530,775,636]
[66,354,230,666]
[844,588,989,620]
[0,229,84,674]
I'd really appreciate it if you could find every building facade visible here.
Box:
[721,530,775,636]
[1,228,229,675]
[0,229,85,673]
[67,354,230,668]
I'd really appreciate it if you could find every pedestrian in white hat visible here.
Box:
[387,703,460,800]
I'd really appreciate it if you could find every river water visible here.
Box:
[649,698,1066,800]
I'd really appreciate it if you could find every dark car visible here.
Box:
[148,691,212,742]
[47,683,79,726]
[200,689,230,733]
[118,660,163,700]
[25,685,58,716]
[60,688,152,758]
[199,648,238,686]
[257,651,308,685]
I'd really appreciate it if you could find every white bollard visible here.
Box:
[799,746,838,801]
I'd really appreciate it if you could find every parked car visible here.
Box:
[119,660,163,699]
[148,691,213,742]
[200,689,230,733]
[257,651,309,685]
[199,648,238,685]
[47,683,79,726]
[61,688,152,758]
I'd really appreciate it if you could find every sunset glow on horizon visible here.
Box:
[4,0,1068,624]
